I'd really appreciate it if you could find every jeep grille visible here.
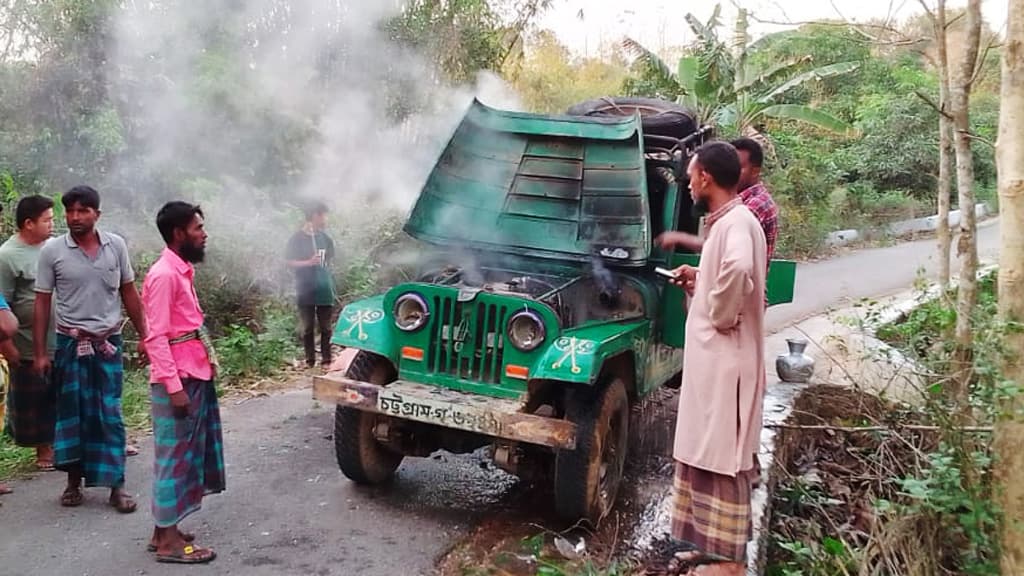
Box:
[428,295,509,384]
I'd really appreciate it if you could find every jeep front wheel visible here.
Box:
[334,351,404,484]
[554,377,630,524]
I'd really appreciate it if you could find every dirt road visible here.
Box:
[0,221,1001,576]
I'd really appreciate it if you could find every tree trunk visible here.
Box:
[950,0,982,404]
[995,0,1024,571]
[936,0,954,291]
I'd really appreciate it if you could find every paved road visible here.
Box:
[0,221,1001,576]
[766,220,1000,330]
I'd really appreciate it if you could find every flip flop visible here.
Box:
[155,544,216,564]
[36,460,55,471]
[148,532,195,552]
[109,493,137,514]
[60,486,83,507]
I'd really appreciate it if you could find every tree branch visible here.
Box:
[915,89,953,120]
[957,129,996,149]
[766,423,994,433]
[968,31,1001,86]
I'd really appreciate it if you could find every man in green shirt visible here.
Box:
[285,201,337,369]
[0,195,56,470]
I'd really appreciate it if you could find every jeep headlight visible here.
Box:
[508,310,545,351]
[394,293,429,332]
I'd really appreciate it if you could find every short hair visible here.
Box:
[303,200,328,221]
[156,201,204,244]
[694,141,741,190]
[730,137,764,168]
[15,195,54,230]
[62,185,100,211]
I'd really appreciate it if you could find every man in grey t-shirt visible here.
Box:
[33,185,148,514]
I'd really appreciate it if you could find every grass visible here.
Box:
[0,435,34,479]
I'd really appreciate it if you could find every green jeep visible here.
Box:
[312,97,796,524]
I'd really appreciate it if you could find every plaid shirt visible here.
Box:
[739,181,778,263]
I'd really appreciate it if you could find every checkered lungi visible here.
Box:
[52,333,127,487]
[670,461,754,562]
[5,361,57,446]
[151,378,225,527]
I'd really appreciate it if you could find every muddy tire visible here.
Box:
[554,377,630,524]
[334,352,403,484]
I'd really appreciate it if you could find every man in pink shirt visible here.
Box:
[142,201,223,565]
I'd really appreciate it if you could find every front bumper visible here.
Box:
[312,374,577,450]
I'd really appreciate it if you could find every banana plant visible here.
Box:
[623,3,860,139]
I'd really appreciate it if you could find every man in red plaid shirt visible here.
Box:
[657,137,778,265]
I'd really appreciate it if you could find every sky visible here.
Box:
[538,0,1010,57]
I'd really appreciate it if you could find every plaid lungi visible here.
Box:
[151,378,225,527]
[52,333,126,487]
[5,361,57,447]
[670,462,754,562]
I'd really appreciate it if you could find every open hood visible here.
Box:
[403,99,651,267]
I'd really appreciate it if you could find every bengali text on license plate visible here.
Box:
[377,389,503,436]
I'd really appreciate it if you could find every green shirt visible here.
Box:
[0,235,54,360]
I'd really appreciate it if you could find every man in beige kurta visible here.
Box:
[668,141,767,574]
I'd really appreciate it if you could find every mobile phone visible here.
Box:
[654,266,678,279]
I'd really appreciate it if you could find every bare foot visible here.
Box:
[36,445,55,470]
[109,488,137,513]
[0,483,12,495]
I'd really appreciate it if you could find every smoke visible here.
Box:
[105,0,524,288]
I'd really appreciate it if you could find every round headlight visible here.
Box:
[394,293,429,332]
[508,310,546,351]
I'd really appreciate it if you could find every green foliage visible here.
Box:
[768,537,855,576]
[0,435,34,480]
[213,305,298,381]
[621,4,858,138]
[509,31,629,114]
[888,445,998,574]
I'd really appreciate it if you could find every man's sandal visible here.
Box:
[60,486,83,507]
[155,544,216,564]
[148,532,195,552]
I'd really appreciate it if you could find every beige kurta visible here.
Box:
[673,200,768,477]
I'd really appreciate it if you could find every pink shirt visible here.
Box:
[142,248,212,394]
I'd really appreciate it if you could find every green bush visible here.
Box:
[213,305,298,381]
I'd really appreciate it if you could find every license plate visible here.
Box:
[377,388,504,436]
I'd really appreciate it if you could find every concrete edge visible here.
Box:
[827,203,993,247]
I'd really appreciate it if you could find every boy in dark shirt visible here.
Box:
[285,201,336,369]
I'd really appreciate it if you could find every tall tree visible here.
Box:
[950,0,983,401]
[920,0,956,290]
[995,0,1024,570]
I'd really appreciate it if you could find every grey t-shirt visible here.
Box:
[35,230,135,335]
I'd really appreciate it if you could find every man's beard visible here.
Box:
[180,241,205,263]
[692,196,710,217]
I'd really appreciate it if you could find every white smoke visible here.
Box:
[106,0,524,285]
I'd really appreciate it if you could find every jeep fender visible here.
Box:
[531,320,649,388]
[329,295,398,364]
